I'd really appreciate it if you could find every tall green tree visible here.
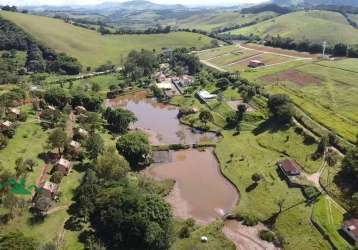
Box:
[85,133,104,160]
[103,107,137,134]
[267,94,294,125]
[96,146,130,179]
[0,231,38,250]
[116,132,151,168]
[199,110,213,126]
[48,128,67,155]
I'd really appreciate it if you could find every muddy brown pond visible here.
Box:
[107,92,239,224]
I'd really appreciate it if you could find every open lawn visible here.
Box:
[172,220,235,250]
[198,44,307,72]
[0,11,213,68]
[215,130,330,250]
[226,10,358,45]
[312,197,352,249]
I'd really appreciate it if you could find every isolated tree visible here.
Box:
[96,146,130,180]
[44,87,68,109]
[199,110,213,126]
[48,128,67,155]
[267,94,294,125]
[237,104,247,122]
[85,133,104,160]
[342,146,358,180]
[252,173,262,184]
[14,158,27,178]
[23,159,37,172]
[116,132,151,168]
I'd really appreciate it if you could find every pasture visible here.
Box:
[0,11,213,68]
[225,10,358,45]
[198,44,310,72]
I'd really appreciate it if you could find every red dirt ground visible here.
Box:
[261,69,322,86]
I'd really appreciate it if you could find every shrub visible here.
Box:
[259,230,276,242]
[302,186,320,200]
[241,214,259,226]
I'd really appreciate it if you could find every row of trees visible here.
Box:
[100,25,171,35]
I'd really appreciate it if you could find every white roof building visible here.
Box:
[156,82,172,90]
[197,90,217,100]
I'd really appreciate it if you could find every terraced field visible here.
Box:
[0,11,213,68]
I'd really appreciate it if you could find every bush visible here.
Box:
[302,186,320,200]
[240,214,259,226]
[259,230,276,242]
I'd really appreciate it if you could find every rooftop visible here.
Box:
[197,90,217,100]
[9,107,20,115]
[42,181,59,193]
[344,218,358,239]
[278,159,301,176]
[1,120,12,127]
[70,140,81,148]
[57,158,71,168]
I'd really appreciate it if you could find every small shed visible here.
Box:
[156,72,166,83]
[40,181,59,199]
[78,128,89,138]
[69,140,81,150]
[278,159,301,177]
[0,120,13,130]
[197,90,217,101]
[156,82,172,90]
[75,106,87,114]
[9,107,20,116]
[55,158,72,176]
[248,60,265,68]
[342,218,358,242]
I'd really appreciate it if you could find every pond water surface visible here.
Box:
[107,92,239,224]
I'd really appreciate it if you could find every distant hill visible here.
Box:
[272,0,358,7]
[226,10,358,45]
[241,4,291,14]
[97,0,187,11]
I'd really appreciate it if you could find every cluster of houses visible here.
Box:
[0,107,23,137]
[32,106,90,216]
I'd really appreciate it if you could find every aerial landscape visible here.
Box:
[0,0,357,249]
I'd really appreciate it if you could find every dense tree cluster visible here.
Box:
[103,107,137,133]
[123,50,158,82]
[0,17,82,75]
[169,48,202,75]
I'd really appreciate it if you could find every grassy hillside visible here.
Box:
[165,11,277,32]
[226,10,358,44]
[0,11,212,68]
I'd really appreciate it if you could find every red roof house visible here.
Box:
[343,218,358,242]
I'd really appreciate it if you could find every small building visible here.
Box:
[278,159,301,177]
[342,218,358,243]
[55,158,72,175]
[0,120,13,130]
[47,105,56,111]
[156,72,166,83]
[75,106,87,114]
[40,181,59,199]
[248,60,265,68]
[197,90,217,101]
[69,140,81,150]
[156,82,172,90]
[77,128,89,138]
[9,107,20,117]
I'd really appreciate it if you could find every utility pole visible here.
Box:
[322,41,327,58]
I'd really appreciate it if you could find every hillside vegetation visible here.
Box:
[0,11,212,68]
[227,10,358,45]
[165,11,277,32]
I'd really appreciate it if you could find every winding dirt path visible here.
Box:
[223,221,280,250]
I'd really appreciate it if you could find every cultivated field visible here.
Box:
[225,10,358,45]
[0,11,213,68]
[198,43,311,72]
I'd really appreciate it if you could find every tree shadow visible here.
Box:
[252,118,291,136]
[73,162,94,173]
[245,182,258,192]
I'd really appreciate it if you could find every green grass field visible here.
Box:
[226,10,358,45]
[166,11,277,32]
[312,197,352,249]
[0,11,213,68]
